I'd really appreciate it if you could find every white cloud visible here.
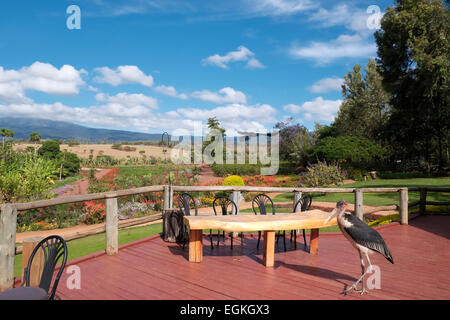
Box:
[289,34,376,64]
[0,62,86,101]
[309,4,381,35]
[0,100,276,136]
[308,77,343,94]
[248,0,317,17]
[174,103,277,134]
[191,87,247,104]
[95,92,159,109]
[154,85,188,99]
[288,4,382,64]
[0,82,33,104]
[93,65,154,87]
[283,97,342,121]
[202,46,264,69]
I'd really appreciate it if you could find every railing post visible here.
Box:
[0,204,17,292]
[232,191,241,215]
[399,188,409,225]
[164,185,170,210]
[21,236,44,286]
[169,185,173,209]
[106,198,118,255]
[293,191,302,212]
[419,187,427,215]
[354,189,363,220]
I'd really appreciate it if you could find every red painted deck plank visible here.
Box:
[53,215,450,300]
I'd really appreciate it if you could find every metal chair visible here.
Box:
[212,196,239,249]
[291,194,312,248]
[252,194,286,251]
[176,192,198,250]
[0,235,68,300]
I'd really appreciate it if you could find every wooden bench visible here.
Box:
[183,209,337,267]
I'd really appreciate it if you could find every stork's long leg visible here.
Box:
[344,250,369,295]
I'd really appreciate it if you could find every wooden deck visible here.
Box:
[54,215,450,300]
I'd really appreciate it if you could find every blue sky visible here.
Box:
[0,0,393,136]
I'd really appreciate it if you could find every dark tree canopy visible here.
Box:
[375,0,449,170]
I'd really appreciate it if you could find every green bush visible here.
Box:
[38,140,61,159]
[346,168,368,181]
[222,175,245,186]
[211,163,261,176]
[59,151,81,177]
[298,161,346,187]
[309,136,386,170]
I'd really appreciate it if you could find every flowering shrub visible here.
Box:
[298,161,346,187]
[82,201,106,224]
[222,175,245,186]
[118,201,151,220]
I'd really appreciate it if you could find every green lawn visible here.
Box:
[14,222,163,277]
[273,177,450,206]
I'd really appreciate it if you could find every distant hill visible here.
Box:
[0,117,164,142]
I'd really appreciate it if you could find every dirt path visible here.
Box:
[197,164,222,185]
[51,168,118,197]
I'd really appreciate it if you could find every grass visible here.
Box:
[51,174,84,189]
[273,177,450,206]
[14,222,163,277]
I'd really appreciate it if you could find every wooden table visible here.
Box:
[183,210,337,267]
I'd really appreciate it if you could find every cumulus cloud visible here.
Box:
[93,65,154,87]
[0,62,86,103]
[288,4,382,64]
[247,0,317,17]
[283,97,342,121]
[308,77,344,94]
[95,92,159,109]
[154,85,188,99]
[191,87,247,104]
[289,34,376,64]
[309,4,382,35]
[202,46,264,69]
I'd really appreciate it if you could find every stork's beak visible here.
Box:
[324,208,338,225]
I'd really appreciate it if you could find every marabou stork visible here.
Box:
[324,200,394,295]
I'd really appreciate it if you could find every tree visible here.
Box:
[29,132,41,143]
[275,118,313,165]
[0,128,15,161]
[333,59,390,142]
[203,117,226,162]
[58,151,81,179]
[309,136,387,170]
[38,140,61,159]
[375,0,450,171]
[207,117,226,137]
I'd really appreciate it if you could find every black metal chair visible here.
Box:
[212,196,239,249]
[0,235,68,300]
[252,194,286,251]
[291,194,312,248]
[176,192,198,250]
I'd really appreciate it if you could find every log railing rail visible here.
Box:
[1,184,448,291]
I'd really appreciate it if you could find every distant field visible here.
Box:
[14,143,171,160]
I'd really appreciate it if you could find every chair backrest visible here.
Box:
[176,192,198,216]
[252,193,275,215]
[294,194,312,212]
[25,235,68,300]
[212,196,238,216]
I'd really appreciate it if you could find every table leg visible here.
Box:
[310,228,319,254]
[263,231,275,267]
[189,230,203,263]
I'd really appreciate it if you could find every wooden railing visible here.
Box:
[0,184,448,291]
